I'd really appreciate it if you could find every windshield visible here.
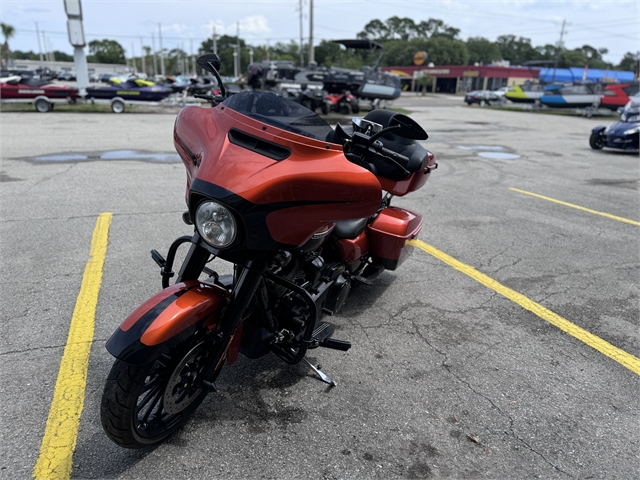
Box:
[223,91,339,143]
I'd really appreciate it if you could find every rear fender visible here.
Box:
[105,280,231,365]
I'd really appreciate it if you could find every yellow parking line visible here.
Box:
[409,239,640,376]
[33,213,112,480]
[509,187,640,226]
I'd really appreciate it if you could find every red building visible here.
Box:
[382,65,540,93]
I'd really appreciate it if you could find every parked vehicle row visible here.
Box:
[467,81,638,113]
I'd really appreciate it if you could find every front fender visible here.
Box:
[105,280,231,365]
[591,125,606,134]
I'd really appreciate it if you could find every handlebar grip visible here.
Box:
[377,145,409,166]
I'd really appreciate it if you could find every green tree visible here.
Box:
[11,50,39,60]
[466,37,501,65]
[618,52,638,72]
[87,39,125,64]
[496,35,539,65]
[358,16,459,41]
[425,37,468,65]
[1,22,16,67]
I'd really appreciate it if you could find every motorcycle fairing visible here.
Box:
[175,104,383,250]
[106,281,230,365]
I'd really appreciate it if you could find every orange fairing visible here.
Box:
[139,282,229,346]
[174,104,383,248]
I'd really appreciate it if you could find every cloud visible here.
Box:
[161,23,189,34]
[240,15,271,35]
[201,16,271,37]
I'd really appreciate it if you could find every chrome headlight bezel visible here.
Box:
[194,200,238,249]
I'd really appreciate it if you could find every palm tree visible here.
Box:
[1,23,15,68]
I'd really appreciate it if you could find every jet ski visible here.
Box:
[0,75,78,112]
[86,76,173,102]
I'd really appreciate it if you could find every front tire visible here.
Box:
[101,337,214,448]
[589,131,604,150]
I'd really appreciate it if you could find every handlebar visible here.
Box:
[346,132,411,176]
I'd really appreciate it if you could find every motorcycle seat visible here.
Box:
[334,218,368,239]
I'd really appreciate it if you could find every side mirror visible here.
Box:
[196,54,226,99]
[388,114,429,140]
[197,54,221,74]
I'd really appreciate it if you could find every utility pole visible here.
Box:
[190,38,194,76]
[151,32,158,76]
[552,19,567,83]
[308,0,314,65]
[140,37,147,74]
[131,43,136,73]
[35,22,44,65]
[236,21,240,77]
[298,0,304,66]
[212,25,218,54]
[158,23,165,76]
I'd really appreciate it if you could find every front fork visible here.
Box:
[160,234,270,382]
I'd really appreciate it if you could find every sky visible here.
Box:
[1,0,638,66]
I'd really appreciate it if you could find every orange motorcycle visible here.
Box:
[101,54,437,448]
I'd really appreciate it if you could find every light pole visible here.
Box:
[63,0,89,97]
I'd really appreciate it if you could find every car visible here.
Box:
[57,71,76,81]
[464,89,501,106]
[589,95,639,151]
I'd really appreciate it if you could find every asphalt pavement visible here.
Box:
[1,94,638,479]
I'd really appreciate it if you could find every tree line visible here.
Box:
[3,16,637,76]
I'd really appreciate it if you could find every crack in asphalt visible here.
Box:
[408,317,575,478]
[0,338,109,357]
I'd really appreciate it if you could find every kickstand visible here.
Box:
[303,358,337,387]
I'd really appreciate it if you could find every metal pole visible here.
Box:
[309,0,314,65]
[151,32,158,76]
[212,25,217,54]
[552,19,566,83]
[140,37,146,75]
[236,22,240,77]
[41,31,48,64]
[299,0,304,66]
[35,22,44,65]
[158,23,165,76]
[131,43,136,73]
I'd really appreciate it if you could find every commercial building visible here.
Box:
[382,64,540,93]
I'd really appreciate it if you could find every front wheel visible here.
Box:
[100,337,215,448]
[589,131,604,150]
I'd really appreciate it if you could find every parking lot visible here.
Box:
[1,94,638,479]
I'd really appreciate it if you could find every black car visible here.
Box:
[590,96,640,151]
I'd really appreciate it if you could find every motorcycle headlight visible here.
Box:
[623,125,640,135]
[195,201,237,249]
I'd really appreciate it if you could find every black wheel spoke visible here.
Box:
[137,380,164,414]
